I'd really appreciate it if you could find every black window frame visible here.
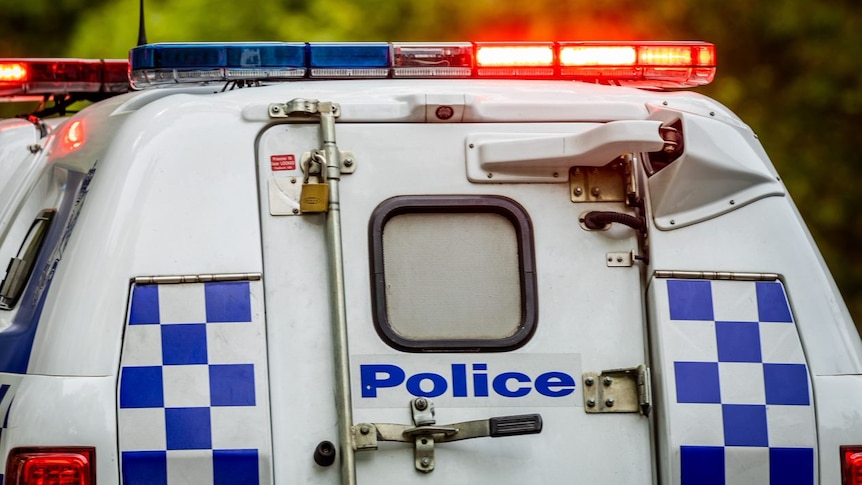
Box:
[368,194,538,352]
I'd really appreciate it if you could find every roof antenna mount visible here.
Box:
[137,0,148,46]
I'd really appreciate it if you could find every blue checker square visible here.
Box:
[161,324,208,365]
[769,447,814,485]
[120,366,164,408]
[668,280,714,321]
[674,361,721,404]
[210,364,256,406]
[213,449,260,485]
[716,321,762,363]
[129,285,160,325]
[680,446,724,485]
[166,407,212,450]
[756,281,793,323]
[764,364,810,405]
[723,404,768,446]
[205,281,251,323]
[122,450,167,485]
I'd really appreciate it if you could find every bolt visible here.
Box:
[469,143,475,149]
[487,172,493,179]
[606,398,615,407]
[574,186,584,196]
[670,220,676,225]
[587,398,596,408]
[591,187,601,197]
[603,376,613,386]
[290,177,297,184]
[272,105,281,113]
[617,257,623,263]
[344,158,354,167]
[360,425,370,435]
[709,111,715,116]
[585,376,595,386]
[729,199,735,205]
[292,208,299,215]
[415,398,428,411]
[421,458,431,468]
[662,101,668,106]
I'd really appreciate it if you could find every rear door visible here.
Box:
[258,115,654,483]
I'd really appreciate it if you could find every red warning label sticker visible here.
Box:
[271,154,297,171]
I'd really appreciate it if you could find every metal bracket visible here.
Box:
[583,364,651,415]
[268,99,341,118]
[300,150,357,175]
[570,156,637,204]
[606,251,634,267]
[351,399,543,473]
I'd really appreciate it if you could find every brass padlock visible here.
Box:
[300,182,329,213]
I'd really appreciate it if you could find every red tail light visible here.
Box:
[5,447,95,485]
[843,446,862,485]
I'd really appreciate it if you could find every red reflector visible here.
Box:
[5,447,95,485]
[0,62,27,82]
[63,120,85,151]
[843,446,862,485]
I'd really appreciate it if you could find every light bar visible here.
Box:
[558,42,716,86]
[308,43,390,78]
[127,41,716,88]
[130,43,306,87]
[475,42,555,77]
[0,59,130,98]
[392,42,473,78]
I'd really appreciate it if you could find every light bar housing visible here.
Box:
[0,59,130,98]
[129,41,716,88]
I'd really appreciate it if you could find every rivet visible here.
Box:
[469,143,475,149]
[344,158,354,167]
[290,178,297,184]
[574,186,584,196]
[585,376,595,386]
[415,398,428,411]
[360,425,370,435]
[662,101,668,106]
[553,172,559,178]
[487,173,493,179]
[603,376,613,386]
[606,398,615,407]
[292,208,299,215]
[421,458,431,467]
[591,187,601,196]
[729,199,735,205]
[587,398,596,407]
[709,111,715,116]
[617,257,623,263]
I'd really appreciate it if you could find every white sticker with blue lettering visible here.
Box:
[352,354,582,408]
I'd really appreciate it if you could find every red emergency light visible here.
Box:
[0,59,131,98]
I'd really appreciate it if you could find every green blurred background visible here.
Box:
[2,0,861,334]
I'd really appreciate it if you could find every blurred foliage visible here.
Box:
[2,0,861,333]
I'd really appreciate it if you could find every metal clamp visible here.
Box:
[268,99,341,118]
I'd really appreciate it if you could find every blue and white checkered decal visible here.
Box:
[652,278,816,485]
[118,280,272,485]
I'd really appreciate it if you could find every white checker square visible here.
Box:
[759,322,806,364]
[670,403,724,446]
[121,325,163,366]
[664,320,718,362]
[767,405,817,448]
[725,446,770,485]
[710,280,758,322]
[211,406,271,450]
[207,323,264,366]
[167,450,214,485]
[719,362,765,405]
[158,284,206,324]
[163,365,211,408]
[118,408,166,451]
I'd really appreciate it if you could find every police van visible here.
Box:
[0,41,861,485]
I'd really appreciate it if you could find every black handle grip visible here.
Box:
[489,413,543,437]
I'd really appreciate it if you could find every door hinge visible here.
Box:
[583,364,651,416]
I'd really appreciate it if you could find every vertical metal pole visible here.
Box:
[319,103,357,485]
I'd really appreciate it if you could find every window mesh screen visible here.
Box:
[382,212,522,340]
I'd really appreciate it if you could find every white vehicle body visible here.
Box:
[0,44,861,485]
